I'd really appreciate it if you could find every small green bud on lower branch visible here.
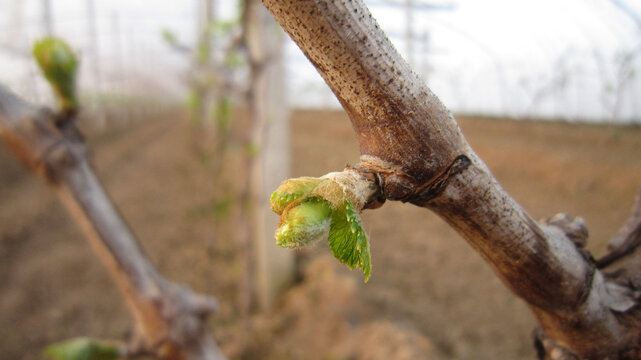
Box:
[44,337,119,360]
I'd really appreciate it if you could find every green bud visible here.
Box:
[270,177,324,215]
[275,197,332,248]
[33,37,79,112]
[44,337,119,360]
[270,174,373,281]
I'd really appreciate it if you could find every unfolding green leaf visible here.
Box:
[271,175,373,281]
[210,19,237,36]
[270,177,324,215]
[32,37,79,112]
[275,197,332,248]
[197,42,211,62]
[44,337,119,360]
[224,51,244,68]
[186,90,202,110]
[161,29,178,46]
[328,199,371,282]
[246,143,260,158]
[213,96,233,132]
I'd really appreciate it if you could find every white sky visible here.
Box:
[1,0,640,122]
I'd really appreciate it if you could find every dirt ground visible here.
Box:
[1,108,640,360]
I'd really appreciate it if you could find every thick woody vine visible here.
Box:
[262,0,641,358]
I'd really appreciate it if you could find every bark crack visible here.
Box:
[351,154,471,206]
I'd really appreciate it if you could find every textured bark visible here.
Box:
[0,85,226,360]
[598,187,641,268]
[261,0,641,358]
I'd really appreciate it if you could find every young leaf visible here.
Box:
[161,29,178,46]
[213,96,233,133]
[32,37,79,112]
[270,177,324,215]
[44,337,119,360]
[275,197,332,248]
[328,199,372,281]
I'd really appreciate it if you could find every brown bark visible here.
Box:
[598,186,641,268]
[0,85,225,360]
[261,0,641,358]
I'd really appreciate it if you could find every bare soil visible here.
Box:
[1,108,640,359]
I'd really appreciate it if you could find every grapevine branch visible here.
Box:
[0,85,226,360]
[261,0,641,357]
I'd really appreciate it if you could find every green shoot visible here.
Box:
[270,177,324,214]
[32,37,79,113]
[44,337,119,360]
[276,197,332,248]
[270,175,373,281]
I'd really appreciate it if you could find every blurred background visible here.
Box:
[1,1,641,359]
[3,0,641,122]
